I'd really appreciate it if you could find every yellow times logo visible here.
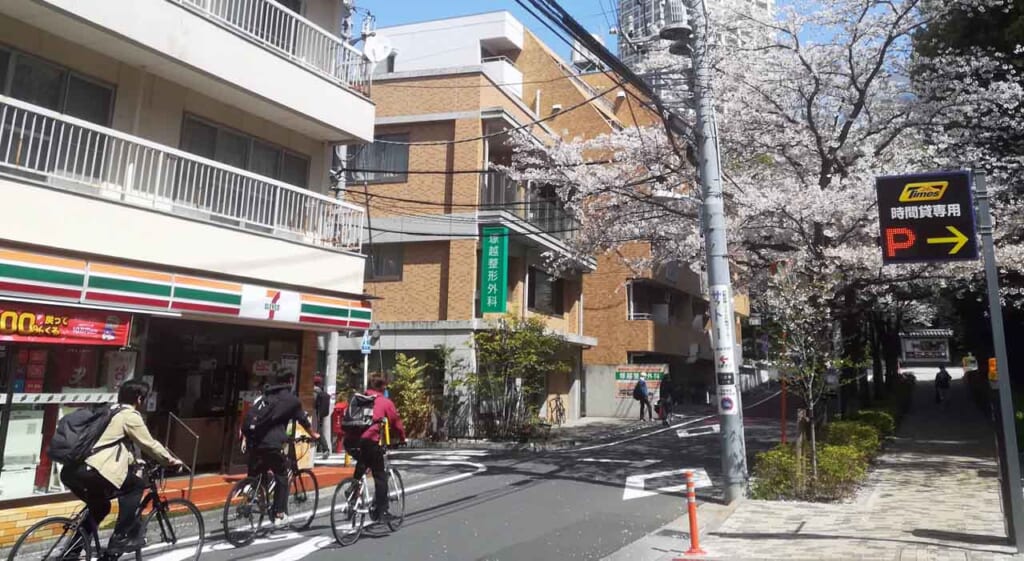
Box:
[898,181,948,203]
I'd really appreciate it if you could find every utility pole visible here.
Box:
[663,0,748,502]
[976,172,1024,549]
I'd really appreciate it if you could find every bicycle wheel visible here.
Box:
[142,499,205,561]
[288,469,319,531]
[222,478,266,547]
[330,477,365,546]
[386,468,406,531]
[7,517,93,561]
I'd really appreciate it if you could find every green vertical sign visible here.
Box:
[480,226,509,314]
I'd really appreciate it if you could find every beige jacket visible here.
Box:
[85,405,176,488]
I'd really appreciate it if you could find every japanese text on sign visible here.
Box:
[876,171,978,264]
[0,304,131,346]
[479,226,509,314]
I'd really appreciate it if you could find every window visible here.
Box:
[0,47,114,126]
[365,244,403,281]
[346,134,409,184]
[528,267,564,316]
[179,115,310,188]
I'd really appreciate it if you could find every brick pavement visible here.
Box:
[608,372,1024,561]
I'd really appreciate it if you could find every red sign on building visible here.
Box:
[0,304,131,346]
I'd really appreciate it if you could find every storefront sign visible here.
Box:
[479,227,509,314]
[0,304,131,346]
[615,364,667,399]
[0,247,373,331]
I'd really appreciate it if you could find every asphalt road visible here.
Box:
[149,394,789,561]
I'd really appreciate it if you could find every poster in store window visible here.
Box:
[103,351,136,392]
[0,304,131,346]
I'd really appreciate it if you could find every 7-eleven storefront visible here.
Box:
[0,247,370,505]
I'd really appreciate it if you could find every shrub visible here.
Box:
[849,410,895,437]
[825,420,880,460]
[814,444,867,500]
[750,444,802,500]
[390,353,434,438]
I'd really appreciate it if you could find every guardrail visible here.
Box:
[479,171,578,241]
[171,0,371,95]
[0,95,364,252]
[165,412,199,500]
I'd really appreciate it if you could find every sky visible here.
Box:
[357,0,620,61]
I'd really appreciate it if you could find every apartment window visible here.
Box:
[0,46,114,126]
[365,244,403,281]
[528,267,565,316]
[346,134,409,184]
[180,115,310,188]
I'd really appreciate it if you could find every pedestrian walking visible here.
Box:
[935,365,952,406]
[633,375,654,422]
[313,374,331,459]
[659,382,673,426]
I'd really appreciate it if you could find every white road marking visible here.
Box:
[745,390,782,409]
[390,458,488,494]
[572,416,715,452]
[677,424,721,438]
[580,458,660,468]
[259,536,335,561]
[622,468,713,500]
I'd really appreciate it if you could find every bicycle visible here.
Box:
[222,434,319,547]
[7,463,204,561]
[329,419,406,546]
[548,395,566,426]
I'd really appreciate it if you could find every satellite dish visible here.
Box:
[363,34,394,64]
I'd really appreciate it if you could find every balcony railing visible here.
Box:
[0,95,364,252]
[479,171,578,242]
[170,0,371,95]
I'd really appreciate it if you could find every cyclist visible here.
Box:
[342,373,406,523]
[241,372,320,529]
[59,380,181,559]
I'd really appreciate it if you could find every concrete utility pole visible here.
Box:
[663,0,748,502]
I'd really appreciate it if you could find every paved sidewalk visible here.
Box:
[606,370,1023,561]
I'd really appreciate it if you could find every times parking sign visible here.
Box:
[876,171,979,264]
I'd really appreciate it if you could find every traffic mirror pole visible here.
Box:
[976,171,1024,550]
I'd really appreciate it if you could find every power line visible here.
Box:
[370,79,625,146]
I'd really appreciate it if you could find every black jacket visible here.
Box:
[254,384,313,450]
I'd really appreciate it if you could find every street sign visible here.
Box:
[360,331,372,355]
[876,171,978,264]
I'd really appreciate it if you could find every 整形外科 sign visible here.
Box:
[615,364,667,399]
[0,303,131,346]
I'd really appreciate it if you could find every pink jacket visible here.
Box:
[360,389,406,444]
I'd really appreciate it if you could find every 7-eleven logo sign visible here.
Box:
[241,285,300,323]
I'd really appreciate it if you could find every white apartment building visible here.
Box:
[0,0,375,503]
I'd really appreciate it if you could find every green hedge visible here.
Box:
[824,420,880,460]
[848,410,895,437]
[749,443,868,501]
[815,445,867,500]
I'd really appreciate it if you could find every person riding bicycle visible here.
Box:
[342,373,406,523]
[241,372,320,529]
[60,380,182,559]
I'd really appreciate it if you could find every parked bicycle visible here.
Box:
[329,419,406,546]
[7,463,204,561]
[548,395,566,426]
[222,434,319,547]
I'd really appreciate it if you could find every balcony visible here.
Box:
[172,0,370,94]
[0,0,374,142]
[0,95,367,293]
[479,171,578,243]
[482,56,523,99]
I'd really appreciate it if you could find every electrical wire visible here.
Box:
[369,79,625,146]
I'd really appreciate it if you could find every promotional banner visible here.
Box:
[615,364,667,399]
[0,304,131,346]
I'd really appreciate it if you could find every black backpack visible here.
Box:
[48,404,125,465]
[632,381,645,401]
[341,393,376,435]
[241,394,277,442]
[315,387,330,419]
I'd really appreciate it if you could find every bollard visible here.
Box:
[673,470,706,558]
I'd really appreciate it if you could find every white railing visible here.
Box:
[0,95,364,252]
[479,171,579,242]
[170,0,371,95]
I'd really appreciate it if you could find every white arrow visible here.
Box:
[622,468,712,500]
[677,424,721,438]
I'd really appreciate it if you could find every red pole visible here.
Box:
[780,378,788,445]
[673,470,706,558]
